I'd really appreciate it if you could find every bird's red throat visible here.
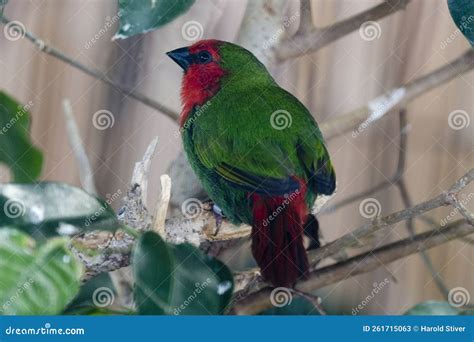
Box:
[179,40,226,126]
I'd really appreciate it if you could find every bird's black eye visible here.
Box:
[197,51,212,64]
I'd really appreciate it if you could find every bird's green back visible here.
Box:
[183,42,335,208]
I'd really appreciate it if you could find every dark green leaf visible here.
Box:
[448,0,474,46]
[0,91,43,182]
[0,229,83,315]
[404,300,460,315]
[115,0,195,39]
[0,182,119,239]
[65,272,117,313]
[133,231,234,315]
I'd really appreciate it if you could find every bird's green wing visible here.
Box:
[190,85,335,195]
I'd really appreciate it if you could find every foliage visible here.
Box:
[133,231,234,315]
[116,0,195,38]
[0,91,43,182]
[0,229,83,315]
[448,0,474,46]
[0,182,119,239]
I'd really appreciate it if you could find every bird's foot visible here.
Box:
[212,204,225,237]
[202,200,226,236]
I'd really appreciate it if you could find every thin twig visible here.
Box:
[309,169,474,266]
[0,15,179,122]
[394,109,450,299]
[62,99,97,195]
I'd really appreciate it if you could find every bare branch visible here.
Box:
[308,169,474,265]
[321,49,474,140]
[275,0,411,61]
[153,174,172,236]
[296,0,314,35]
[233,219,473,315]
[130,136,158,204]
[230,169,474,313]
[0,15,179,122]
[62,99,97,195]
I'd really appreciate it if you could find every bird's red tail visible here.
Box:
[250,189,309,287]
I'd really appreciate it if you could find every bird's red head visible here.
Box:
[167,40,226,126]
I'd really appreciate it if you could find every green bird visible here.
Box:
[167,40,336,287]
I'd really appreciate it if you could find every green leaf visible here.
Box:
[133,231,234,315]
[0,91,43,182]
[115,0,195,39]
[65,272,117,313]
[0,229,83,315]
[448,0,474,46]
[0,182,120,239]
[404,300,460,315]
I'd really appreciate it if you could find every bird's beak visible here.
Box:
[166,47,192,71]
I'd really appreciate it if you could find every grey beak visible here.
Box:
[166,47,192,71]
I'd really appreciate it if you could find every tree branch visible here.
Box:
[308,169,474,265]
[275,0,411,61]
[0,15,179,122]
[230,169,474,313]
[321,49,474,140]
[232,219,473,314]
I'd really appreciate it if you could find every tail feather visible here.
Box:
[250,190,309,287]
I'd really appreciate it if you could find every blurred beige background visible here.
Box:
[0,0,472,314]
